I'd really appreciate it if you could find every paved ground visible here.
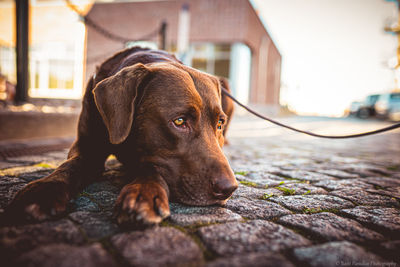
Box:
[0,115,399,267]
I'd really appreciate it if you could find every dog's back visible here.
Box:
[94,47,179,85]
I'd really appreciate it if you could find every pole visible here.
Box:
[177,3,190,64]
[159,21,167,50]
[15,0,29,104]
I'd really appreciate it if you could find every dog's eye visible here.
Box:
[217,119,224,130]
[173,117,186,127]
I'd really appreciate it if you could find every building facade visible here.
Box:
[85,0,281,105]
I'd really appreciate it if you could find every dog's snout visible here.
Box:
[212,177,238,200]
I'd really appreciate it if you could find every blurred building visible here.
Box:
[0,0,89,100]
[0,0,281,107]
[86,0,281,106]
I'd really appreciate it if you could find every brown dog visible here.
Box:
[6,47,237,226]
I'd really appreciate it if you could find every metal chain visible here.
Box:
[65,0,160,44]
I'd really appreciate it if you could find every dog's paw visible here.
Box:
[114,182,170,227]
[5,179,70,223]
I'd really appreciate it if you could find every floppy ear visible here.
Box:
[92,63,149,144]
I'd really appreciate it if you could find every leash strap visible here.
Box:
[221,88,400,139]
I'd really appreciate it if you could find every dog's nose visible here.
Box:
[212,178,238,200]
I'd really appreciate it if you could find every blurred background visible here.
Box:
[0,0,399,143]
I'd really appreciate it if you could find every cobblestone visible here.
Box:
[0,182,26,209]
[278,212,384,243]
[225,197,292,219]
[111,226,203,266]
[0,116,399,266]
[235,171,288,187]
[314,169,360,179]
[330,188,399,207]
[168,203,243,226]
[0,219,85,261]
[269,194,355,212]
[16,243,117,267]
[87,191,119,211]
[314,178,374,191]
[379,240,400,263]
[364,176,400,188]
[206,252,295,267]
[72,195,102,212]
[197,220,311,256]
[340,206,400,236]
[69,211,119,240]
[0,175,26,186]
[272,170,338,182]
[293,241,383,267]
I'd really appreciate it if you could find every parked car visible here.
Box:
[375,92,400,120]
[388,100,400,121]
[357,94,380,118]
[347,94,380,119]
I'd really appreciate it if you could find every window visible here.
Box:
[187,43,231,78]
[186,42,251,104]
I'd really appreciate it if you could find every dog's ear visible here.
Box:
[93,63,149,144]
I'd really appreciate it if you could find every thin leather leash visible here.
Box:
[221,88,400,139]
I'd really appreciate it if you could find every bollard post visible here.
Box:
[15,0,29,104]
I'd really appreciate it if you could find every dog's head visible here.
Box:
[93,62,237,205]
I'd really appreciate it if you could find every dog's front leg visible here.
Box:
[5,152,106,222]
[114,172,170,227]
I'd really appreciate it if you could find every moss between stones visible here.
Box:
[260,193,275,200]
[78,191,107,212]
[302,207,340,214]
[67,217,90,242]
[99,238,131,267]
[234,171,249,176]
[239,180,257,187]
[275,186,296,195]
[373,185,385,190]
[387,165,400,171]
[160,220,217,262]
[34,162,56,169]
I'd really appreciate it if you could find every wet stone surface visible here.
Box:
[1,117,400,266]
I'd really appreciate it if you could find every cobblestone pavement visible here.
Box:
[0,116,399,267]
